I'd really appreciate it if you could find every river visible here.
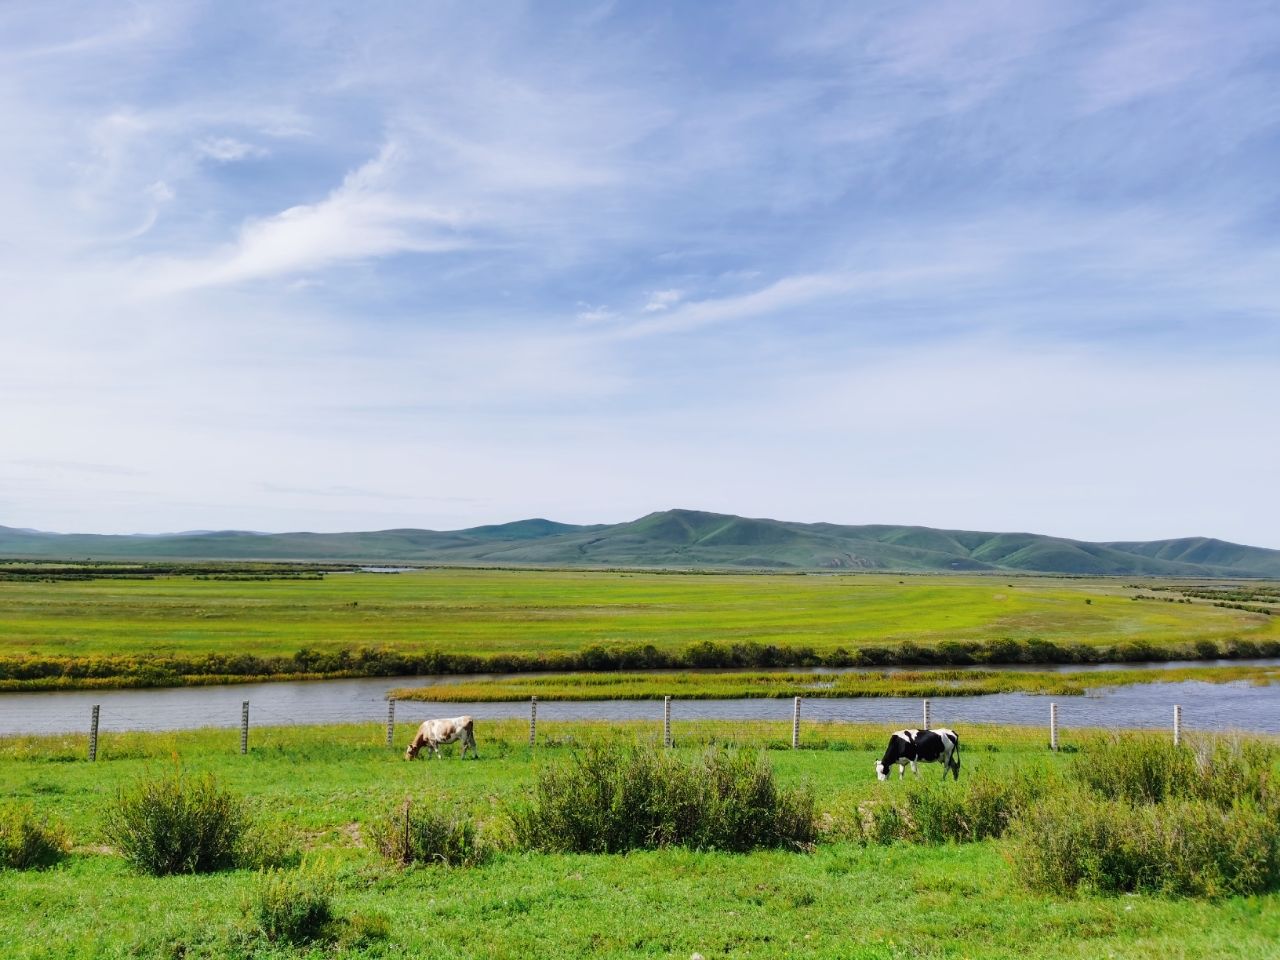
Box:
[2,660,1278,735]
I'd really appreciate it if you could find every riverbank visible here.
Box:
[390,664,1280,702]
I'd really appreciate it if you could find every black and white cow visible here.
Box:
[875,728,960,781]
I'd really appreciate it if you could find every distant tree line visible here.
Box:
[3,635,1278,689]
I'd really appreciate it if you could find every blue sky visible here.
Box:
[1,1,1278,545]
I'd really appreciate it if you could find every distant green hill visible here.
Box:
[2,509,1279,577]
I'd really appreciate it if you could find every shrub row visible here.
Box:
[1070,735,1278,810]
[5,635,1278,687]
[510,741,816,853]
[1008,793,1280,897]
[858,771,1048,846]
[1003,735,1280,897]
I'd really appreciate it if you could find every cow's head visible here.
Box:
[875,760,888,781]
[405,741,421,761]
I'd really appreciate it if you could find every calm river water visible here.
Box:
[2,660,1278,736]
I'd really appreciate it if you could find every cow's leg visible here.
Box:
[910,760,919,777]
[897,762,905,780]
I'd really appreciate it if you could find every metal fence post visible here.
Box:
[663,695,672,748]
[1173,704,1182,747]
[1050,702,1059,752]
[529,696,537,748]
[792,696,801,749]
[240,700,249,755]
[402,797,412,865]
[386,697,396,748]
[922,698,931,731]
[88,705,99,762]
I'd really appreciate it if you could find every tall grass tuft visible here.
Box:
[1008,792,1280,898]
[1072,734,1277,810]
[249,863,335,945]
[0,804,70,869]
[103,770,248,875]
[369,800,487,866]
[510,741,816,853]
[860,771,1047,845]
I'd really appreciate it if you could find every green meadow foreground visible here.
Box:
[1,569,1278,690]
[2,721,1279,959]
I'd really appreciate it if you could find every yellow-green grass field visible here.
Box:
[2,721,1279,959]
[2,568,1275,660]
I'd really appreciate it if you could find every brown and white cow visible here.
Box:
[405,716,478,760]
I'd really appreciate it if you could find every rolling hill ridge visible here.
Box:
[2,510,1279,577]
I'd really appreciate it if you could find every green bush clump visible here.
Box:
[0,804,70,869]
[1008,792,1280,898]
[1072,735,1277,810]
[860,771,1046,845]
[103,770,248,875]
[249,864,336,945]
[510,741,816,853]
[369,801,487,866]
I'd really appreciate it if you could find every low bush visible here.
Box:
[103,770,248,875]
[510,741,816,853]
[859,771,1046,845]
[249,864,336,945]
[1008,792,1280,898]
[0,804,70,869]
[369,801,487,866]
[1072,735,1277,810]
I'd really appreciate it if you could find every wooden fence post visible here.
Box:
[402,796,412,865]
[663,695,672,748]
[240,701,249,755]
[88,704,99,762]
[1050,702,1059,752]
[922,698,931,731]
[1173,704,1182,747]
[529,696,537,748]
[386,698,396,748]
[792,696,801,749]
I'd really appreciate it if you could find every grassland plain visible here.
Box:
[1,570,1276,686]
[2,721,1280,959]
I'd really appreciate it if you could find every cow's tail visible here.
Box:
[949,733,961,781]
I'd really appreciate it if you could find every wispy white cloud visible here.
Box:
[1077,4,1269,112]
[642,289,683,312]
[138,143,469,293]
[196,137,267,163]
[575,304,616,323]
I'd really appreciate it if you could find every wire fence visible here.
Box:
[2,691,1248,763]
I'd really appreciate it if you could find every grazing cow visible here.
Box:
[405,716,478,760]
[875,728,960,781]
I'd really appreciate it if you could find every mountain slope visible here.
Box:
[2,512,1278,576]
